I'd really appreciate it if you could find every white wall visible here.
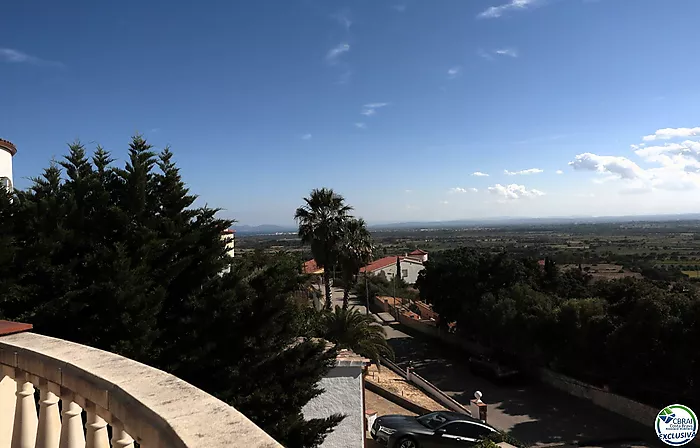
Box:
[302,366,365,448]
[374,260,424,284]
[0,149,12,188]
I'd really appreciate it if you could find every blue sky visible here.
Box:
[4,0,700,225]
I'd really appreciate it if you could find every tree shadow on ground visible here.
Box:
[385,327,661,447]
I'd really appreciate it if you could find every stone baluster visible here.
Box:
[84,403,109,448]
[58,396,84,448]
[35,381,60,448]
[110,421,134,448]
[11,373,37,448]
[0,371,17,448]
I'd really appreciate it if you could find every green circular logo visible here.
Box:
[656,404,697,446]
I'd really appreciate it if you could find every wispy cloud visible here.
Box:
[495,48,518,58]
[504,168,543,175]
[355,122,367,129]
[477,49,495,61]
[447,67,461,79]
[440,200,450,205]
[479,48,519,60]
[326,43,350,64]
[361,102,390,116]
[449,187,479,194]
[392,4,407,12]
[337,70,353,85]
[556,169,564,175]
[301,134,312,140]
[0,48,63,67]
[405,189,413,193]
[472,171,490,177]
[488,183,545,200]
[477,0,537,19]
[331,9,352,30]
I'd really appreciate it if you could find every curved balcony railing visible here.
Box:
[0,322,282,448]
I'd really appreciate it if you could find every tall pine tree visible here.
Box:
[0,136,342,447]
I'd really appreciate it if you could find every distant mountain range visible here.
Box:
[233,213,700,235]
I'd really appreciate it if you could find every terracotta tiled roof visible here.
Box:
[0,138,17,156]
[360,256,399,273]
[409,249,428,255]
[221,229,235,235]
[360,255,425,273]
[303,259,324,274]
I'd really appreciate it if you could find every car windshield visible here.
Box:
[416,412,450,430]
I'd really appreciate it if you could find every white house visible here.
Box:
[359,250,428,285]
[0,138,16,191]
[302,348,369,448]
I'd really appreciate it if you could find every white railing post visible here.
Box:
[11,373,37,448]
[35,381,60,448]
[84,403,109,448]
[110,421,134,448]
[0,372,17,448]
[58,396,84,448]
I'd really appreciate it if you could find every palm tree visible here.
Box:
[295,188,353,310]
[338,218,373,309]
[322,306,394,364]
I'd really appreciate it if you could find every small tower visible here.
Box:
[0,138,17,191]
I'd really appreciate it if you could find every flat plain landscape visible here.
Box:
[237,219,700,282]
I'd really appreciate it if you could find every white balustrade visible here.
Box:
[0,329,283,448]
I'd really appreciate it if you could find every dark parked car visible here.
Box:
[467,355,523,385]
[370,411,498,447]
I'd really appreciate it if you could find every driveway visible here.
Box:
[337,289,661,448]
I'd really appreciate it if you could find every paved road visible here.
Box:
[334,288,661,448]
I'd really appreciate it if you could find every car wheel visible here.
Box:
[396,437,419,448]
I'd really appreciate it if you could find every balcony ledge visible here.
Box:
[0,330,282,448]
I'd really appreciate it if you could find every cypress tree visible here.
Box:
[0,136,342,447]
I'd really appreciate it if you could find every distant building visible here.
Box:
[407,249,428,263]
[221,229,235,258]
[0,138,17,191]
[360,250,428,284]
[220,229,235,274]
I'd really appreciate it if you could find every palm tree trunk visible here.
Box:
[342,286,350,310]
[323,270,332,310]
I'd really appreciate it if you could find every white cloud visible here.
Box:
[488,183,545,200]
[495,48,518,57]
[504,168,543,175]
[440,200,449,205]
[301,134,312,140]
[355,122,367,129]
[569,153,644,180]
[569,134,700,192]
[361,102,389,116]
[326,43,350,63]
[477,0,537,19]
[472,171,490,177]
[556,170,564,174]
[0,48,63,67]
[364,102,389,109]
[447,67,461,79]
[449,187,479,194]
[392,4,407,12]
[642,126,700,141]
[405,189,413,193]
